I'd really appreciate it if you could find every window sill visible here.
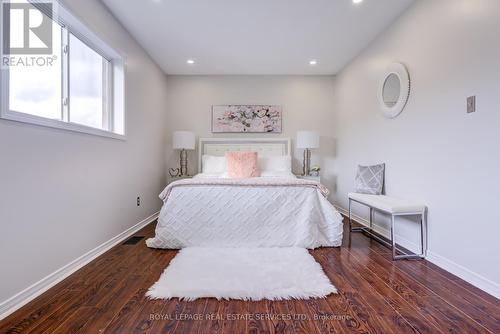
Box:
[0,110,126,140]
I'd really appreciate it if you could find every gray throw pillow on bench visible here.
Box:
[354,163,385,195]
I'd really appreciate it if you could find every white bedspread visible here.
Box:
[146,177,344,249]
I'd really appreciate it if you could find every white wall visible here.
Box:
[0,0,168,305]
[165,75,337,195]
[332,0,500,297]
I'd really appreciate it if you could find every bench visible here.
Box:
[348,192,427,260]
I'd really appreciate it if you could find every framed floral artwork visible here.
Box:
[212,105,282,133]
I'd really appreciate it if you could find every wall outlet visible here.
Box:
[467,96,476,113]
[136,196,140,206]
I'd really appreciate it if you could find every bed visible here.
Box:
[146,138,344,249]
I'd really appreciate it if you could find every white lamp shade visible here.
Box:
[296,131,319,149]
[172,131,195,150]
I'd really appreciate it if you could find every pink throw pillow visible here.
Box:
[225,151,260,178]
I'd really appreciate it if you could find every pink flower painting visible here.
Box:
[212,105,282,133]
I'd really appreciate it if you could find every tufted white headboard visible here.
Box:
[198,138,291,172]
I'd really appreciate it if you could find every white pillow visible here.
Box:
[202,155,226,174]
[258,155,292,173]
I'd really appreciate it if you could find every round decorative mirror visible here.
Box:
[378,63,410,118]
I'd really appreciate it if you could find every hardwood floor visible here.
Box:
[1,220,499,333]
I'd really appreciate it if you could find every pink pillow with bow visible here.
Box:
[225,151,260,178]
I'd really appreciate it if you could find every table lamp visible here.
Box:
[172,131,195,176]
[296,130,319,176]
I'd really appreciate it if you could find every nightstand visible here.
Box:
[296,175,321,182]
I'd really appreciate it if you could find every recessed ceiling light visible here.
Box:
[353,0,363,4]
[186,59,195,65]
[309,60,318,66]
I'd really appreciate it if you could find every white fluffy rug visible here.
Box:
[146,247,336,301]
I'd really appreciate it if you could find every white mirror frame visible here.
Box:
[378,62,411,119]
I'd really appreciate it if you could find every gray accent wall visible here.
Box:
[332,0,500,297]
[164,75,337,196]
[0,0,168,303]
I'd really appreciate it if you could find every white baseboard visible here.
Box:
[335,205,500,299]
[0,211,159,321]
[424,251,500,299]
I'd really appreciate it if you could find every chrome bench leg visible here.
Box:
[392,212,426,260]
[349,199,368,233]
[421,209,427,257]
[369,207,373,232]
[348,198,352,231]
[391,214,396,260]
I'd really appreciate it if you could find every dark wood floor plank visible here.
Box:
[388,252,500,316]
[24,271,140,334]
[395,259,500,333]
[1,220,499,334]
[319,249,420,333]
[247,301,273,334]
[195,298,224,334]
[74,276,146,334]
[285,299,321,334]
[350,231,500,315]
[124,299,167,333]
[172,299,209,334]
[311,249,378,334]
[221,300,247,334]
[401,260,500,319]
[146,298,185,334]
[305,297,347,333]
[102,287,149,333]
[106,251,178,333]
[101,281,168,333]
[49,306,99,334]
[81,253,146,307]
[62,247,127,291]
[407,253,500,308]
[0,289,80,334]
[324,293,375,334]
[323,292,375,334]
[266,301,296,334]
[359,236,500,333]
[101,245,177,333]
[77,232,175,333]
[347,242,493,334]
[314,249,402,334]
[31,242,148,333]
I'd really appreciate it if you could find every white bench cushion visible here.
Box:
[348,192,425,214]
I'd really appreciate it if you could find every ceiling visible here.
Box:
[101,0,414,75]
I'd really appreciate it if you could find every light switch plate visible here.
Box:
[467,96,476,113]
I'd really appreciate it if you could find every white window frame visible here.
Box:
[0,0,126,140]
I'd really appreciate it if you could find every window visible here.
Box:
[1,1,125,138]
[9,18,62,120]
[68,33,108,129]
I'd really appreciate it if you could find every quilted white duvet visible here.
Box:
[146,177,344,249]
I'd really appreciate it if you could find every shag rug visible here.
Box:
[146,247,336,301]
